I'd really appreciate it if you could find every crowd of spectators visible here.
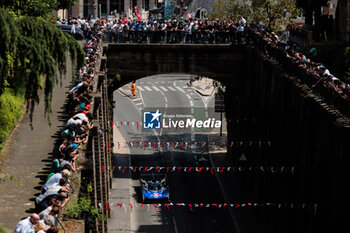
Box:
[252,27,350,104]
[63,16,350,103]
[102,17,250,44]
[13,22,101,233]
[92,16,349,104]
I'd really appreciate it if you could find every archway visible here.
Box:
[105,43,350,233]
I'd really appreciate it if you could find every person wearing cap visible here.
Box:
[14,213,40,233]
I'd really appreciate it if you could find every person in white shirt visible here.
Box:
[240,16,246,25]
[14,214,40,233]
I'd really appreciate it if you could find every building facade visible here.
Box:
[67,0,159,19]
[335,0,350,42]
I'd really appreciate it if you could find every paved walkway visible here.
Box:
[0,61,73,231]
[187,77,214,96]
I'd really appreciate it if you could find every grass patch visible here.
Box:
[0,89,24,151]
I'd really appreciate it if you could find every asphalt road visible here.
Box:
[109,74,267,233]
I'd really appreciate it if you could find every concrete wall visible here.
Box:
[225,49,350,233]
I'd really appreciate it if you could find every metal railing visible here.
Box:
[103,30,252,44]
[90,75,111,233]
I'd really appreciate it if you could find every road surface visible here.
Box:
[108,74,267,233]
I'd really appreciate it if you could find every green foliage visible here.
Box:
[0,225,8,233]
[64,197,106,221]
[211,0,252,21]
[211,0,299,32]
[260,0,299,31]
[0,89,24,148]
[0,7,85,124]
[0,0,79,16]
[0,167,22,184]
[87,183,93,193]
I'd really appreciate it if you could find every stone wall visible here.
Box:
[225,48,350,233]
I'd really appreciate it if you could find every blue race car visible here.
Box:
[140,173,170,203]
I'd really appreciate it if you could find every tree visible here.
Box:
[260,0,299,31]
[211,0,299,32]
[0,0,78,16]
[0,1,85,123]
[211,0,252,21]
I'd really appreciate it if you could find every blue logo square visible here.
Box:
[143,110,161,129]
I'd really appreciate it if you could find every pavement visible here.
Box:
[118,76,214,100]
[187,77,214,96]
[117,84,140,99]
[0,60,73,231]
[109,74,249,233]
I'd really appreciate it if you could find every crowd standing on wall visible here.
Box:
[13,22,102,233]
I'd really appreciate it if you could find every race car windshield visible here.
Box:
[149,184,161,191]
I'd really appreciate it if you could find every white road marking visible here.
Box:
[137,86,144,91]
[144,86,152,91]
[172,216,179,233]
[135,102,142,105]
[167,86,176,91]
[175,86,185,92]
[152,86,161,91]
[149,82,168,137]
[159,86,168,91]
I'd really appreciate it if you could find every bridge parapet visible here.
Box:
[106,44,248,85]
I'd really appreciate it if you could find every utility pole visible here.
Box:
[107,0,110,17]
[93,0,98,18]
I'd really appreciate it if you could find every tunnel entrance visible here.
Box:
[106,44,350,233]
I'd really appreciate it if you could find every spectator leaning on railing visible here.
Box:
[13,21,103,233]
